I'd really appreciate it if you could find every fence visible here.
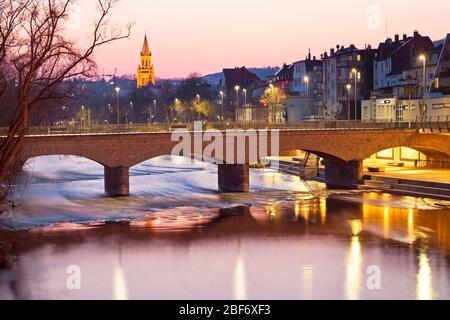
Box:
[417,160,450,169]
[0,118,448,136]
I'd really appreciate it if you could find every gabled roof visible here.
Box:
[334,46,358,56]
[222,67,260,89]
[376,37,411,61]
[293,59,323,72]
[274,63,294,78]
[388,33,434,75]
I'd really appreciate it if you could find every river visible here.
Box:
[0,156,449,300]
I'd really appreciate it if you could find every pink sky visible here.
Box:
[75,0,450,78]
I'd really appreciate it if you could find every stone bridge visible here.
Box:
[13,129,450,196]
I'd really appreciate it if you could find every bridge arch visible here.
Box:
[21,153,107,168]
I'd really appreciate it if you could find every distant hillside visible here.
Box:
[202,67,279,86]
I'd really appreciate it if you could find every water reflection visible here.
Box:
[416,248,434,300]
[345,220,363,300]
[234,241,246,300]
[113,246,128,300]
[1,156,450,300]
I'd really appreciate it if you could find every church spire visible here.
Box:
[141,34,151,55]
[137,34,155,88]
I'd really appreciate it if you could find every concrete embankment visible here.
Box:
[274,159,450,201]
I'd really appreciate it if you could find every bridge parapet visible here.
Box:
[2,118,449,137]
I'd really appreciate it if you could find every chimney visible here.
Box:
[414,30,419,37]
[330,48,335,55]
[336,45,340,50]
[308,48,312,60]
[403,34,407,40]
[313,56,316,61]
[395,34,399,42]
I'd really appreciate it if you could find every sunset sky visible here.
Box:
[75,0,450,78]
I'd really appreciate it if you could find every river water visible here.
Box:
[0,156,450,300]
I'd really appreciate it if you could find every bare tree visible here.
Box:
[0,0,131,201]
[0,0,29,99]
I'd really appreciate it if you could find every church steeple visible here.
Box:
[141,34,151,55]
[137,34,155,88]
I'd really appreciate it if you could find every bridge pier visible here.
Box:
[104,166,130,197]
[324,159,363,189]
[218,164,250,193]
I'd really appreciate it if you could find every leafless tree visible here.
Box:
[0,0,131,201]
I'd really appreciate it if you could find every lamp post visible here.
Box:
[115,87,121,132]
[419,55,427,98]
[304,75,310,113]
[106,103,111,125]
[243,89,247,108]
[351,69,360,120]
[235,85,240,121]
[346,84,352,121]
[172,98,179,123]
[152,99,157,124]
[81,105,85,131]
[196,94,201,120]
[62,106,67,125]
[220,91,224,122]
[129,101,134,124]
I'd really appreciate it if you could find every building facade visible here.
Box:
[362,96,450,122]
[364,32,450,123]
[288,53,324,121]
[137,35,156,88]
[372,31,435,99]
[322,44,375,119]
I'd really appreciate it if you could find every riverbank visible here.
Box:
[274,159,450,202]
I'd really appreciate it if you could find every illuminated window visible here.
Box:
[357,54,361,62]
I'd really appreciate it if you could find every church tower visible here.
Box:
[137,34,155,88]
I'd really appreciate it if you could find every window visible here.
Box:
[357,54,361,62]
[432,104,444,109]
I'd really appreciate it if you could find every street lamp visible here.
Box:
[81,105,85,130]
[351,69,360,120]
[106,103,111,125]
[304,75,310,112]
[196,94,201,120]
[235,85,240,121]
[220,91,225,122]
[243,89,247,108]
[419,55,427,98]
[172,98,179,123]
[346,84,352,121]
[115,86,121,132]
[62,106,67,124]
[151,99,157,124]
[129,101,134,124]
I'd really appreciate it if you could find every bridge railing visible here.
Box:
[417,116,450,133]
[0,118,448,136]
